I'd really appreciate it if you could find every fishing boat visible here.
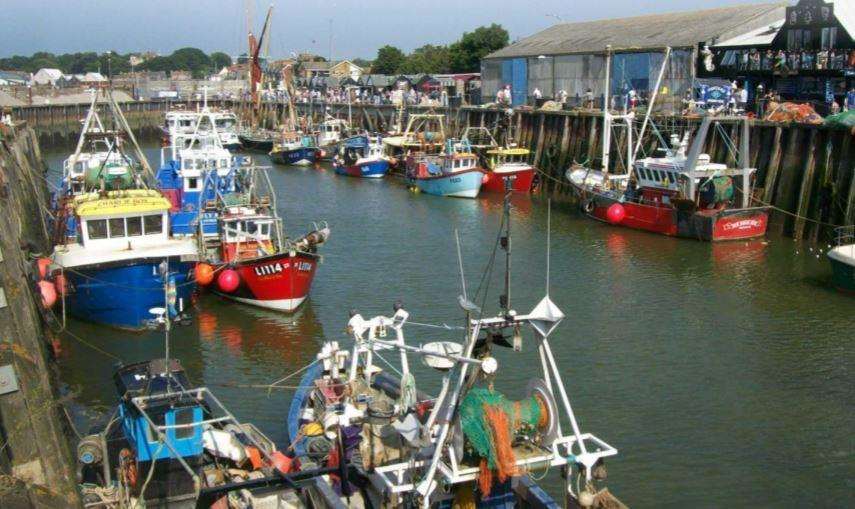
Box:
[49,91,196,330]
[60,92,139,197]
[163,108,241,150]
[565,47,767,241]
[51,189,197,329]
[332,135,389,178]
[76,356,349,508]
[269,130,320,166]
[157,122,330,312]
[406,141,485,198]
[828,226,855,293]
[316,116,351,158]
[286,193,623,508]
[238,128,278,151]
[383,113,447,164]
[483,147,536,193]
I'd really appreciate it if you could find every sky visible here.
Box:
[0,0,778,60]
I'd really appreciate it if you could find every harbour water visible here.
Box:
[46,144,852,507]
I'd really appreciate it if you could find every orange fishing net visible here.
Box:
[483,403,518,483]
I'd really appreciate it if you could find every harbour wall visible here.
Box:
[0,124,82,507]
[11,99,854,241]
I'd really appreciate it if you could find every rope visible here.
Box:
[405,320,464,331]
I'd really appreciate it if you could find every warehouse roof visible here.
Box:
[485,2,787,59]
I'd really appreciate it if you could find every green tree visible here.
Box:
[373,45,405,75]
[351,58,373,70]
[400,44,451,74]
[449,24,509,73]
[210,52,232,70]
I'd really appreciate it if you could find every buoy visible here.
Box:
[54,273,67,297]
[194,263,215,286]
[606,203,626,224]
[36,258,52,279]
[269,451,295,474]
[38,280,57,308]
[217,269,240,293]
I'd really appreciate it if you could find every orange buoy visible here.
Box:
[245,446,263,470]
[38,280,57,308]
[217,269,240,293]
[194,263,215,286]
[36,258,52,279]
[269,451,295,474]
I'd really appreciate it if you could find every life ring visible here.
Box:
[582,199,595,214]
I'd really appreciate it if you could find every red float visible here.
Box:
[606,203,626,224]
[36,258,52,279]
[38,280,57,308]
[217,269,240,293]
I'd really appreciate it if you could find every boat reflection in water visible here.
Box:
[196,297,323,365]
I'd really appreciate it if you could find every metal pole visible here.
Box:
[601,46,612,174]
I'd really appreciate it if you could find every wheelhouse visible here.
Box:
[73,191,170,249]
[220,208,277,263]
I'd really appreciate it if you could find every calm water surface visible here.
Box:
[46,144,853,507]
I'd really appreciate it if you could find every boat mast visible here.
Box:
[601,46,612,177]
[500,186,512,314]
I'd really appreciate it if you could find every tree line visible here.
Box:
[0,48,233,79]
[370,24,509,75]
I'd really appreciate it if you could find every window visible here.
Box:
[821,27,838,50]
[127,216,142,236]
[173,407,197,440]
[260,223,270,237]
[245,221,258,235]
[144,214,163,235]
[108,218,126,238]
[145,411,166,443]
[186,177,199,191]
[788,29,813,50]
[87,219,108,239]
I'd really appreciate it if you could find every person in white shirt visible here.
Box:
[533,87,542,100]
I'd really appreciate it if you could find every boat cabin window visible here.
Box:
[144,411,166,444]
[220,159,229,169]
[127,216,142,236]
[144,214,163,235]
[173,407,197,439]
[87,219,108,240]
[109,218,126,238]
[185,177,200,192]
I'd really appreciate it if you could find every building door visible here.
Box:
[511,58,528,106]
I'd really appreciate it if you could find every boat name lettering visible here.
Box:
[298,262,312,271]
[722,218,762,231]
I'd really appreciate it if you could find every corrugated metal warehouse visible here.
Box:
[481,2,787,108]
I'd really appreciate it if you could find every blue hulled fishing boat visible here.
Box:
[269,131,319,166]
[333,135,389,178]
[49,91,197,330]
[51,190,197,329]
[406,141,485,198]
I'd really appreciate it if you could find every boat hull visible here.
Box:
[238,135,274,152]
[412,169,484,198]
[62,258,195,330]
[270,147,318,166]
[483,166,536,193]
[212,252,318,312]
[828,246,855,293]
[574,185,769,241]
[333,159,389,178]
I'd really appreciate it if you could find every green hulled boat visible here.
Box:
[828,227,855,293]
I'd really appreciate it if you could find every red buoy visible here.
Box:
[606,203,626,224]
[217,269,240,293]
[194,263,215,286]
[268,451,295,474]
[38,280,57,308]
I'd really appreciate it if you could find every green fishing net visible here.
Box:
[458,387,542,468]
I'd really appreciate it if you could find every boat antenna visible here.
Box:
[546,198,551,296]
[500,186,512,315]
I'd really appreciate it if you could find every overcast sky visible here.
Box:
[1,0,777,60]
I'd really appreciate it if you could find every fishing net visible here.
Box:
[700,176,734,205]
[459,387,545,495]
